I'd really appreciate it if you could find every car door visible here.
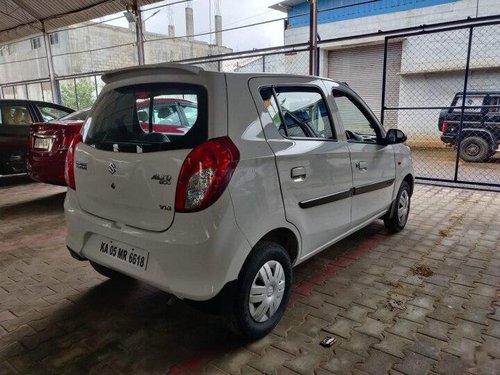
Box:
[330,86,396,227]
[0,101,35,174]
[249,77,353,259]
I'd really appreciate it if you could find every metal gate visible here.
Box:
[381,20,500,190]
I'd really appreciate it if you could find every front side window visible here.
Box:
[260,86,335,140]
[333,91,378,144]
[36,104,72,121]
[1,105,33,125]
[83,83,207,153]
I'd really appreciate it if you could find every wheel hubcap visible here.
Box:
[465,143,480,157]
[249,260,286,323]
[398,190,409,224]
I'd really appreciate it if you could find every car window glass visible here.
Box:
[260,87,335,140]
[452,95,483,112]
[84,83,206,153]
[36,104,72,121]
[1,105,33,125]
[487,96,500,113]
[181,105,198,127]
[333,92,377,144]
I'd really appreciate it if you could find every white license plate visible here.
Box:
[98,239,149,271]
[34,137,53,150]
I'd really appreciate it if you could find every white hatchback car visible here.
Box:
[65,64,414,338]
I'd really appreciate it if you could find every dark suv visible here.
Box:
[0,99,73,175]
[438,91,500,162]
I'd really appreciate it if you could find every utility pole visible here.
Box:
[308,0,318,76]
[133,1,145,65]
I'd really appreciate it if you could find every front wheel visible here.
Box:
[232,242,292,339]
[384,181,411,233]
[459,136,490,162]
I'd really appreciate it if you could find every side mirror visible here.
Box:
[385,128,407,145]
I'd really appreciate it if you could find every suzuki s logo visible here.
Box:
[108,162,117,175]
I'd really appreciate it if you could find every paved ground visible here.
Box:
[411,148,500,188]
[0,178,499,375]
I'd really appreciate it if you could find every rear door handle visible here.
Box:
[291,166,306,181]
[356,161,368,171]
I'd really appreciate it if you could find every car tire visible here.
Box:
[90,261,129,280]
[231,241,292,340]
[459,136,490,162]
[384,181,411,234]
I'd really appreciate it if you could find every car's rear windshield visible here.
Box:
[83,83,208,153]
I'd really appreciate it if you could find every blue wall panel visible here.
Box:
[288,0,459,27]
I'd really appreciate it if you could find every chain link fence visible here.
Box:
[383,21,500,190]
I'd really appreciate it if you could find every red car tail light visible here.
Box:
[175,136,240,213]
[442,120,448,133]
[64,132,83,190]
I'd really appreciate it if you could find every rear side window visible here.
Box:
[83,83,207,153]
[36,104,72,121]
[0,105,33,125]
[260,86,335,140]
[451,95,483,112]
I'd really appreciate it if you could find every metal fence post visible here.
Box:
[453,27,474,182]
[380,37,389,126]
[262,55,266,72]
[308,0,318,75]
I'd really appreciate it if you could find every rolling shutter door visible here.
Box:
[328,43,402,121]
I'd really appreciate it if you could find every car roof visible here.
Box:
[101,63,345,87]
[0,99,74,110]
[456,91,500,95]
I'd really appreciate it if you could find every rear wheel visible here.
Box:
[384,181,411,233]
[459,136,490,162]
[232,242,292,339]
[90,261,129,280]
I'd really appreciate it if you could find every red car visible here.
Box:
[27,108,89,185]
[26,98,197,186]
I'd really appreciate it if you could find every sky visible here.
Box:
[102,0,286,52]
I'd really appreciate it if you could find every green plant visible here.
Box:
[60,79,96,110]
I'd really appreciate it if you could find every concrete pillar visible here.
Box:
[185,6,194,40]
[42,24,57,103]
[168,25,175,37]
[134,2,145,65]
[215,14,222,46]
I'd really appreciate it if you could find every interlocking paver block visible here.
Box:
[410,333,447,360]
[394,351,436,375]
[407,295,435,310]
[387,318,422,340]
[340,331,379,358]
[283,348,332,375]
[320,347,364,374]
[459,305,493,326]
[427,304,459,324]
[443,336,481,366]
[398,305,431,324]
[247,347,294,374]
[323,317,360,339]
[339,304,374,323]
[211,348,258,375]
[449,318,486,342]
[373,332,413,358]
[435,353,467,375]
[354,318,387,339]
[355,349,400,375]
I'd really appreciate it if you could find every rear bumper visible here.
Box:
[64,189,251,301]
[440,134,456,145]
[26,153,66,185]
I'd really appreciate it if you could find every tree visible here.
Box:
[59,78,96,110]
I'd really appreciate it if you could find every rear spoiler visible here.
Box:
[102,63,204,84]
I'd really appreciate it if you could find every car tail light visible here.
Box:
[175,136,240,212]
[59,131,78,151]
[442,120,448,133]
[64,132,83,190]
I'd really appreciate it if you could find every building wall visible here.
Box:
[284,0,500,44]
[0,22,232,84]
